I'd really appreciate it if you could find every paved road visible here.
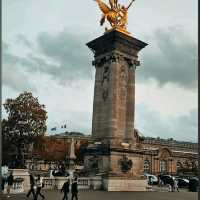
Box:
[0,190,198,200]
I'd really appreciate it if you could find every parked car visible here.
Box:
[175,178,189,188]
[158,175,173,185]
[189,177,199,192]
[144,173,158,185]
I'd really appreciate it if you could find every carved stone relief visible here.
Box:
[101,66,110,101]
[118,155,133,173]
[119,65,127,100]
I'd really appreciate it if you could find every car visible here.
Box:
[175,178,189,188]
[189,177,199,192]
[158,175,173,185]
[144,173,158,185]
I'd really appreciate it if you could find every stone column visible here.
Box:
[87,30,147,147]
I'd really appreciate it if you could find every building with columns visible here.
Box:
[139,134,198,176]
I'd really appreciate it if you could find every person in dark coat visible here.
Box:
[71,177,78,200]
[26,174,35,198]
[148,176,152,185]
[61,179,70,200]
[1,177,6,192]
[7,171,14,198]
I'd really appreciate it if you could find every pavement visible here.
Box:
[0,189,198,200]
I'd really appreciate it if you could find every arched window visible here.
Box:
[144,160,150,173]
[160,160,167,173]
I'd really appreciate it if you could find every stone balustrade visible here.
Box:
[3,176,102,194]
[42,176,101,190]
[43,178,56,189]
[3,181,24,194]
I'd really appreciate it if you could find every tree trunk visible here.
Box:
[16,145,24,168]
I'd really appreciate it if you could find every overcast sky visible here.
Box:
[2,0,198,142]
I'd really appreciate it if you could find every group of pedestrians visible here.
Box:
[26,174,45,200]
[167,177,179,192]
[61,177,78,200]
[158,176,179,192]
[26,174,78,200]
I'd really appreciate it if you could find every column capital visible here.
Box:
[87,30,148,57]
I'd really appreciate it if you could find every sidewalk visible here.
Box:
[0,190,197,200]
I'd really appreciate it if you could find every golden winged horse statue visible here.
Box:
[94,0,135,34]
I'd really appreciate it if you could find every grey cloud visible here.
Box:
[135,105,197,142]
[16,34,33,49]
[5,27,197,90]
[137,27,197,89]
[3,26,197,93]
[169,109,197,142]
[2,43,37,92]
[3,64,37,92]
[176,109,197,134]
[3,29,94,88]
[34,30,93,83]
[3,42,35,68]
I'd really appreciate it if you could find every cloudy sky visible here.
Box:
[2,0,198,142]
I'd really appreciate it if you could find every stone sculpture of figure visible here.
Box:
[69,138,76,169]
[118,6,128,29]
[94,0,135,33]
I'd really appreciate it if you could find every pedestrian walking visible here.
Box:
[26,174,36,198]
[148,176,152,185]
[160,179,164,187]
[169,177,174,192]
[2,177,6,192]
[6,171,14,198]
[167,183,172,192]
[71,177,78,200]
[174,179,179,192]
[34,175,45,200]
[61,179,70,200]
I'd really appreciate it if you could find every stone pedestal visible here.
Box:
[86,30,148,191]
[103,177,147,191]
[84,144,148,191]
[12,169,30,191]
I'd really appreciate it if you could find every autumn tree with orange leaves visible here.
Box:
[34,137,89,164]
[34,136,70,161]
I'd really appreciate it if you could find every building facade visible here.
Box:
[26,132,198,177]
[140,135,198,176]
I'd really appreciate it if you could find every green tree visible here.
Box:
[3,91,47,168]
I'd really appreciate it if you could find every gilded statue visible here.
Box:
[94,0,135,34]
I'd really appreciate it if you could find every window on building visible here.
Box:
[144,160,150,173]
[176,162,182,171]
[182,160,187,168]
[160,160,167,173]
